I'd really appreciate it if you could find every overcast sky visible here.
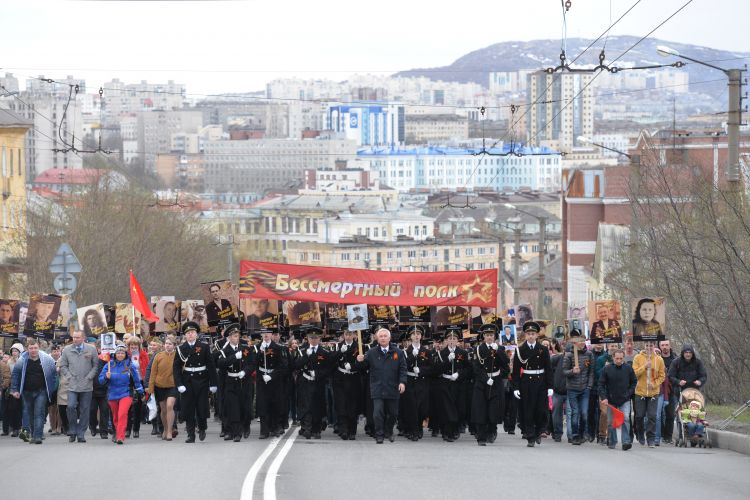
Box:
[2,0,748,95]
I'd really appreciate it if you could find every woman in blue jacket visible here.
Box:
[98,343,143,444]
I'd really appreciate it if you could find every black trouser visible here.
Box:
[2,393,21,433]
[223,377,252,437]
[257,376,283,436]
[90,394,110,435]
[372,398,399,439]
[127,395,143,433]
[662,393,677,441]
[401,376,429,437]
[435,379,462,438]
[472,379,504,442]
[634,395,657,444]
[181,375,210,436]
[333,372,360,437]
[297,376,327,435]
[519,374,547,441]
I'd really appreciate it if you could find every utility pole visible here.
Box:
[727,68,743,190]
[537,216,546,318]
[497,235,505,313]
[512,226,521,306]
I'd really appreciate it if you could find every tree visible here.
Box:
[23,173,228,307]
[605,143,750,403]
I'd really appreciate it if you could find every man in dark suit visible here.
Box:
[206,283,234,325]
[247,299,276,332]
[432,306,469,327]
[356,327,407,444]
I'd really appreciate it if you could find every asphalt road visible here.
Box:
[2,420,749,500]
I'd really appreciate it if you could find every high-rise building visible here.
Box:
[327,104,404,146]
[526,71,594,153]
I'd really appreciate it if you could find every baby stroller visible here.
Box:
[674,388,711,448]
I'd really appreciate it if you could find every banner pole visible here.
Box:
[357,330,363,357]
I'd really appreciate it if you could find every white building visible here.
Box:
[358,145,561,192]
[327,104,404,146]
[203,137,357,193]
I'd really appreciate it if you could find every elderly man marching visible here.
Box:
[512,321,553,447]
[471,324,510,446]
[216,323,256,442]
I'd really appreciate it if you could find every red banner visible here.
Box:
[239,261,497,307]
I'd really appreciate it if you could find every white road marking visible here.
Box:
[262,428,300,500]
[240,435,283,500]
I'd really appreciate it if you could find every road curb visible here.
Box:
[707,429,750,456]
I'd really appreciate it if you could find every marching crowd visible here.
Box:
[0,320,708,449]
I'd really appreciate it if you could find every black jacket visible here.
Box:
[551,353,567,395]
[667,344,707,390]
[357,343,407,400]
[598,362,637,407]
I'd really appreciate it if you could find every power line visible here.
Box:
[483,0,696,190]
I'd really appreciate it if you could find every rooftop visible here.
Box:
[357,145,560,157]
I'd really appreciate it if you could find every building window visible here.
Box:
[466,248,473,256]
[341,253,350,261]
[455,249,460,258]
[408,250,416,258]
[312,252,320,261]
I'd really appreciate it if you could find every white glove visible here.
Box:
[413,366,420,375]
[344,362,352,371]
[450,372,459,381]
[513,390,521,400]
[209,386,217,394]
[262,374,272,383]
[490,343,499,350]
[486,378,494,386]
[177,385,186,394]
[306,348,313,356]
[309,370,315,378]
[448,352,455,361]
[238,370,246,379]
[260,344,266,352]
[547,389,554,397]
[340,344,348,353]
[412,348,419,357]
[235,351,242,359]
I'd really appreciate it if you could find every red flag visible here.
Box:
[608,404,625,429]
[129,270,159,323]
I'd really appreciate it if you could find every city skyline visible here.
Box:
[2,0,748,95]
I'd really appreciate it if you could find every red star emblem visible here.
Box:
[461,275,493,304]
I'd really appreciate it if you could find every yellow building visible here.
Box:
[0,114,30,297]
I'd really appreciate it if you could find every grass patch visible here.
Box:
[706,404,750,425]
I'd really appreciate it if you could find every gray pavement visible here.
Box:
[2,421,749,500]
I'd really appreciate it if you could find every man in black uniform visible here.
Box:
[471,324,510,446]
[512,321,553,447]
[273,331,292,431]
[173,322,218,443]
[213,325,230,437]
[294,327,333,439]
[400,325,433,441]
[332,329,361,440]
[256,330,288,439]
[216,324,256,441]
[433,330,471,442]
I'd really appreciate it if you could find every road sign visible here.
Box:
[49,243,82,274]
[53,273,77,294]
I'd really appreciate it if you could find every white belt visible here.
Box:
[259,368,274,374]
[184,366,206,373]
[441,374,457,380]
[489,369,502,378]
[524,369,545,375]
[227,372,243,378]
[337,367,354,375]
[302,373,315,382]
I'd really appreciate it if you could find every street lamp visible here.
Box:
[657,45,744,189]
[504,203,548,317]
